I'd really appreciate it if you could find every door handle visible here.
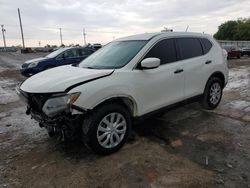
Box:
[205,60,212,64]
[174,69,184,74]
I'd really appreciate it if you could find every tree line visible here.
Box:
[214,18,250,41]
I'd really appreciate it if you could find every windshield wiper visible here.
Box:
[84,66,96,69]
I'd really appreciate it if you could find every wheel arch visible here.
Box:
[206,71,225,88]
[91,95,138,117]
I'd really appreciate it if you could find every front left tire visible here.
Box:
[82,103,131,155]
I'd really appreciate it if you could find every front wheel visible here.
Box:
[82,103,131,155]
[201,77,223,110]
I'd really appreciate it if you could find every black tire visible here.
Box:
[237,54,241,59]
[201,77,223,110]
[82,103,131,155]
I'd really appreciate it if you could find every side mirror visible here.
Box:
[140,58,160,69]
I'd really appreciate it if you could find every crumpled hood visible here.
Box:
[20,65,113,93]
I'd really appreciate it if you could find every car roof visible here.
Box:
[60,46,87,50]
[116,32,211,41]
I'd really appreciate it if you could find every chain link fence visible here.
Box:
[218,40,250,48]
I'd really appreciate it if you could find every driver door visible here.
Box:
[132,38,185,115]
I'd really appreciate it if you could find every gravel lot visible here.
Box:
[0,52,249,188]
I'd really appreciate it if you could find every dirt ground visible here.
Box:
[0,52,249,188]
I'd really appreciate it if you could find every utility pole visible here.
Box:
[1,25,6,49]
[59,28,63,46]
[18,8,25,48]
[83,28,86,46]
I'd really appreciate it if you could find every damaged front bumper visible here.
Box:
[16,87,87,138]
[16,87,86,117]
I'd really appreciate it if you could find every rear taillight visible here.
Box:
[222,49,228,59]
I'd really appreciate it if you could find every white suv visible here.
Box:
[17,32,228,154]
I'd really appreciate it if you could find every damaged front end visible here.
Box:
[16,87,86,140]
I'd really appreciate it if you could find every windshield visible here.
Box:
[46,48,68,58]
[79,40,147,69]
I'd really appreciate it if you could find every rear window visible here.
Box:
[200,38,212,54]
[176,38,203,60]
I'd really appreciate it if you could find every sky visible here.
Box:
[0,0,250,47]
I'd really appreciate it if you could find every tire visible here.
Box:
[237,54,241,59]
[82,103,131,155]
[201,77,223,110]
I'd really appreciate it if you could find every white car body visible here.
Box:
[21,32,228,117]
[18,32,228,154]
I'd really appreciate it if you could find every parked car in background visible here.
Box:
[242,46,250,56]
[85,43,102,50]
[17,32,228,154]
[92,43,102,50]
[20,47,95,77]
[221,45,241,59]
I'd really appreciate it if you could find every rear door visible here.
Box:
[133,38,185,115]
[176,37,212,99]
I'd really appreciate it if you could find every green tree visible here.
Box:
[234,19,250,40]
[214,20,238,40]
[214,18,250,40]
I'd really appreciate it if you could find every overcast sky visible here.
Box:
[0,0,250,47]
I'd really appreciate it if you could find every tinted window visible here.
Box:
[144,39,177,65]
[65,49,78,57]
[57,49,79,59]
[177,38,203,60]
[79,48,93,56]
[201,38,212,54]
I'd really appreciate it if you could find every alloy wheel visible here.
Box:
[97,112,127,149]
[209,82,221,105]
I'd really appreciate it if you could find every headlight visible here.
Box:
[42,92,81,117]
[28,61,39,68]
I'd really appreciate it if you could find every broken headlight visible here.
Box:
[42,92,81,117]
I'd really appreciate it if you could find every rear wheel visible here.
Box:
[82,103,131,155]
[201,77,223,110]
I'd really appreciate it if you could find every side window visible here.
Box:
[200,38,212,54]
[176,38,203,60]
[57,49,79,59]
[64,49,78,58]
[79,48,92,56]
[144,39,177,65]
